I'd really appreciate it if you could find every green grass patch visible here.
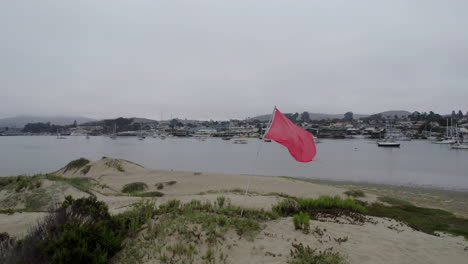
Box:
[129,191,164,197]
[288,243,347,264]
[344,189,365,198]
[63,158,90,173]
[367,203,468,239]
[122,182,147,193]
[377,196,413,206]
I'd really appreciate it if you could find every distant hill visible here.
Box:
[81,117,160,127]
[378,110,411,118]
[0,115,95,128]
[249,112,369,121]
[249,110,411,121]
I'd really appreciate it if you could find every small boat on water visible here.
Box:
[160,135,166,140]
[86,134,90,139]
[451,143,468,149]
[434,138,457,144]
[222,136,232,140]
[233,139,248,144]
[263,138,271,142]
[377,140,400,147]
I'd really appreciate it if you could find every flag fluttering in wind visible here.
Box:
[264,108,317,162]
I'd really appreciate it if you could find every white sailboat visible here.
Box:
[138,123,145,140]
[377,120,400,147]
[110,124,117,139]
[434,118,456,144]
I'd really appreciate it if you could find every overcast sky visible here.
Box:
[1,0,467,120]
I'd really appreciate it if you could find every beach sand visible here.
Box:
[0,158,467,263]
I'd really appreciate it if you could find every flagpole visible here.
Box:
[240,106,276,217]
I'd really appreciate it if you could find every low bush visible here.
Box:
[288,243,347,264]
[293,212,310,232]
[0,196,157,264]
[344,190,365,198]
[122,182,148,193]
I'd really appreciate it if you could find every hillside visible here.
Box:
[0,115,95,128]
[249,110,412,121]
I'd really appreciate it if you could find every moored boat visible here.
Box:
[377,140,400,147]
[451,143,468,149]
[233,139,248,144]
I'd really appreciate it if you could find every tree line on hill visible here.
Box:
[22,121,78,133]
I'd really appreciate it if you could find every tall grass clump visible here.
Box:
[273,196,366,217]
[293,212,310,232]
[122,182,148,193]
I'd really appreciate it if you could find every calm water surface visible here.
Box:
[0,136,467,191]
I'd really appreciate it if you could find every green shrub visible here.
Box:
[156,183,164,190]
[166,181,177,186]
[293,212,310,232]
[344,190,365,198]
[272,198,299,216]
[63,158,90,172]
[122,182,148,193]
[0,196,157,264]
[288,243,347,264]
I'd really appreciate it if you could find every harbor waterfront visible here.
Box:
[1,136,467,191]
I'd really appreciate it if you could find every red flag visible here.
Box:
[264,108,317,162]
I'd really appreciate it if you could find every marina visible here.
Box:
[1,136,467,191]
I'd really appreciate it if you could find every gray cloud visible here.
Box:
[1,0,467,120]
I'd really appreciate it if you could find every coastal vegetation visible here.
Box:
[121,182,148,193]
[0,196,156,264]
[1,192,467,263]
[367,200,468,239]
[344,190,365,198]
[288,243,347,264]
[63,158,90,172]
[293,212,310,232]
[155,181,177,190]
[272,196,367,217]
